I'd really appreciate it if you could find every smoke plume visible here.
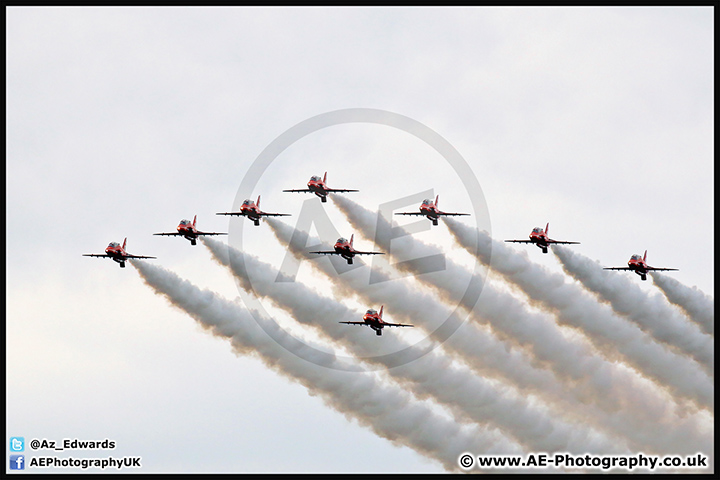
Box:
[130,258,522,472]
[442,217,714,414]
[651,272,714,336]
[553,246,713,377]
[327,195,713,455]
[201,236,627,456]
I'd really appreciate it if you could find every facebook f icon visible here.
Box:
[10,455,24,470]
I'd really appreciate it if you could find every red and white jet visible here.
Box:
[310,234,384,265]
[505,223,580,254]
[154,215,227,245]
[216,196,291,226]
[283,172,358,203]
[394,195,470,226]
[603,250,678,281]
[339,306,414,336]
[83,238,156,268]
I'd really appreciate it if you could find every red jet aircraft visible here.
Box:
[339,306,414,336]
[283,172,358,203]
[83,238,156,268]
[216,196,291,226]
[154,215,227,245]
[603,250,678,281]
[309,234,384,265]
[394,195,470,226]
[504,223,580,254]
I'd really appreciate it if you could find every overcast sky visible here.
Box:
[7,6,713,473]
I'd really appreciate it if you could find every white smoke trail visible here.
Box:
[130,259,523,472]
[264,217,566,401]
[651,272,714,336]
[553,246,713,377]
[329,195,713,455]
[442,217,714,413]
[201,236,627,456]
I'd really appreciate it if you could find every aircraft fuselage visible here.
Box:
[177,226,199,245]
[420,206,440,225]
[308,182,329,201]
[334,243,355,264]
[242,207,261,221]
[104,248,128,267]
[362,314,385,335]
[628,261,649,279]
[528,235,549,253]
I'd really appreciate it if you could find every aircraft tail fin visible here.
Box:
[545,222,549,235]
[256,195,261,208]
[350,234,354,247]
[193,215,197,227]
[122,238,127,250]
[379,305,383,318]
[323,171,327,183]
[435,194,439,206]
[643,250,647,262]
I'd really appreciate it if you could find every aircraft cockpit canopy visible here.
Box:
[108,242,120,248]
[631,254,642,261]
[422,199,432,205]
[337,237,347,244]
[310,176,322,182]
[180,219,190,225]
[242,200,251,205]
[532,227,543,233]
[366,309,377,315]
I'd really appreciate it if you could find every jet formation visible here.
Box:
[84,171,680,334]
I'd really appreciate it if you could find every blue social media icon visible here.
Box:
[9,455,25,470]
[10,437,25,452]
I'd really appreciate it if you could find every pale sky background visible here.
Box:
[7,6,713,473]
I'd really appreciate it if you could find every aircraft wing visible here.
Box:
[339,321,368,326]
[125,254,157,259]
[383,322,414,328]
[153,232,182,236]
[196,231,228,236]
[309,250,339,255]
[603,267,632,271]
[326,188,359,193]
[547,239,581,245]
[647,266,679,272]
[393,211,468,216]
[353,251,385,256]
[82,253,110,258]
[258,212,292,217]
[216,211,244,216]
[282,189,312,193]
[505,240,533,244]
[437,212,470,217]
